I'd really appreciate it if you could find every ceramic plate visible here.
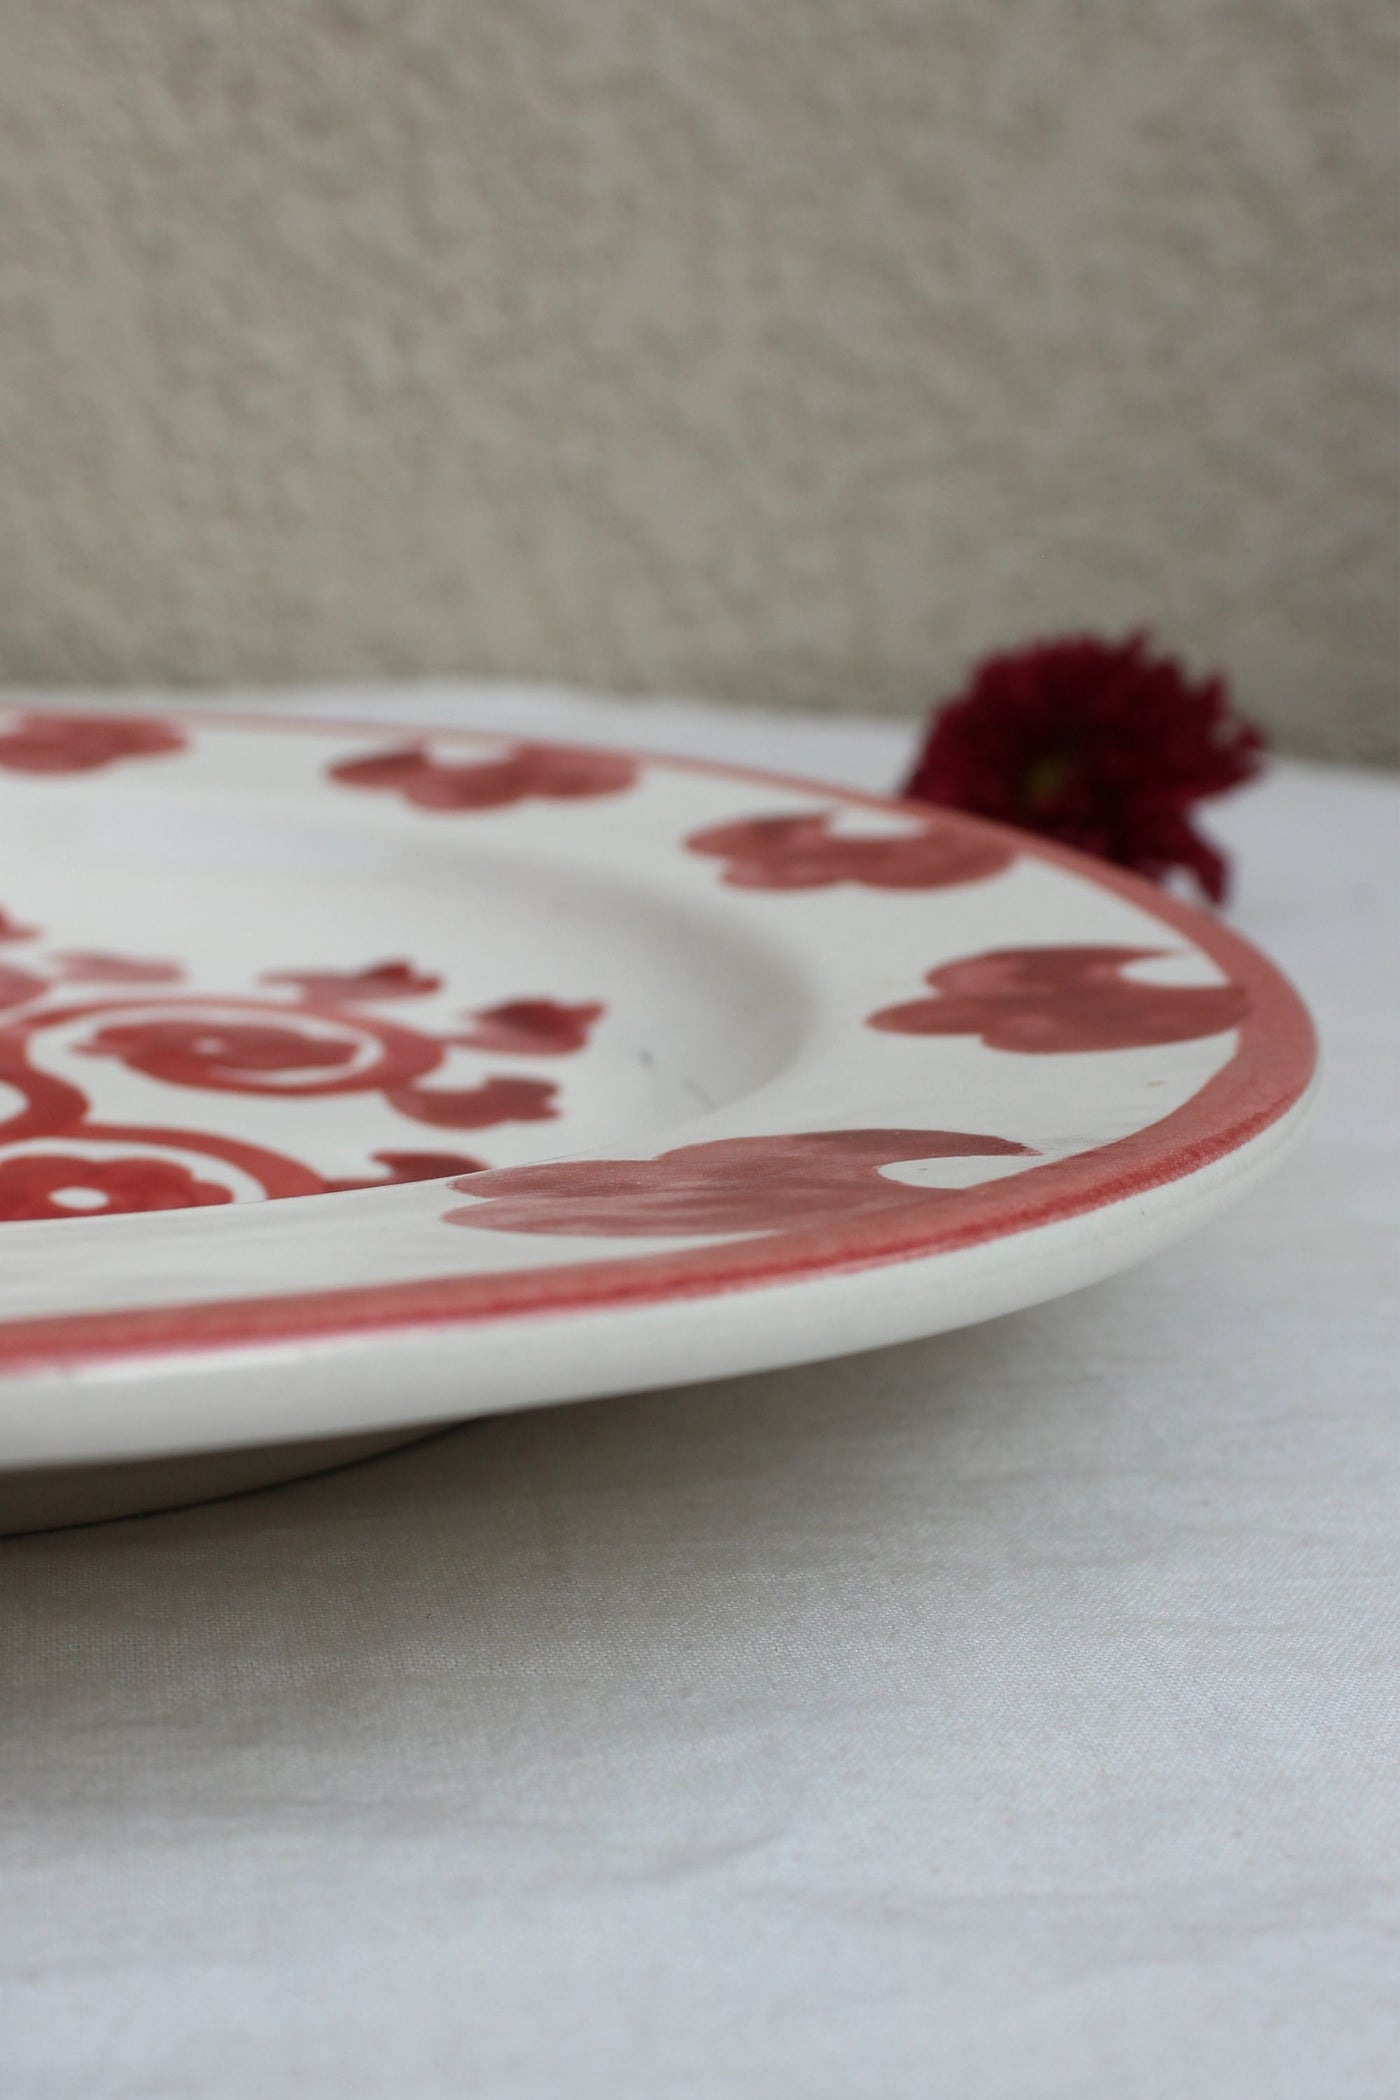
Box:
[0,707,1315,1491]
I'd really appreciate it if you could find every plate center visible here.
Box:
[1,791,808,1221]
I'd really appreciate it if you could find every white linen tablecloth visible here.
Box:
[1,684,1395,2100]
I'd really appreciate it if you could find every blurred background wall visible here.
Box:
[1,0,1395,760]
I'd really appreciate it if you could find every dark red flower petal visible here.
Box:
[904,633,1265,903]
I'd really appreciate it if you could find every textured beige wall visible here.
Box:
[1,1,1396,760]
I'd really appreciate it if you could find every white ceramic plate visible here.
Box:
[0,708,1315,1513]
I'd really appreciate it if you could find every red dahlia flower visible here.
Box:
[903,633,1265,903]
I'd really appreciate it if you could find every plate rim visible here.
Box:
[0,704,1317,1381]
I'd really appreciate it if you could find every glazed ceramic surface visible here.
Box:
[0,708,1316,1471]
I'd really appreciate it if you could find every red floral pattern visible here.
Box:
[0,908,607,1221]
[367,1149,488,1184]
[387,1076,559,1130]
[0,713,186,775]
[80,1009,443,1096]
[447,1127,1032,1238]
[0,962,46,1012]
[261,961,442,1002]
[329,741,638,813]
[687,812,1014,891]
[52,953,184,984]
[454,1000,603,1055]
[869,946,1250,1052]
[0,1152,234,1221]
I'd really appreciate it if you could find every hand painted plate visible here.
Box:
[0,707,1315,1524]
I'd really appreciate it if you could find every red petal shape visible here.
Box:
[447,1127,1031,1238]
[904,633,1264,903]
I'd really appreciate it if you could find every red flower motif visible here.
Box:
[446,1127,1031,1238]
[0,1150,233,1222]
[687,812,1013,891]
[388,1076,559,1130]
[904,633,1264,903]
[262,961,442,1003]
[362,1149,488,1185]
[0,963,46,1012]
[53,953,184,984]
[455,999,603,1055]
[0,713,185,776]
[0,895,618,1211]
[79,1009,441,1095]
[869,946,1249,1052]
[329,742,638,813]
[0,904,616,1209]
